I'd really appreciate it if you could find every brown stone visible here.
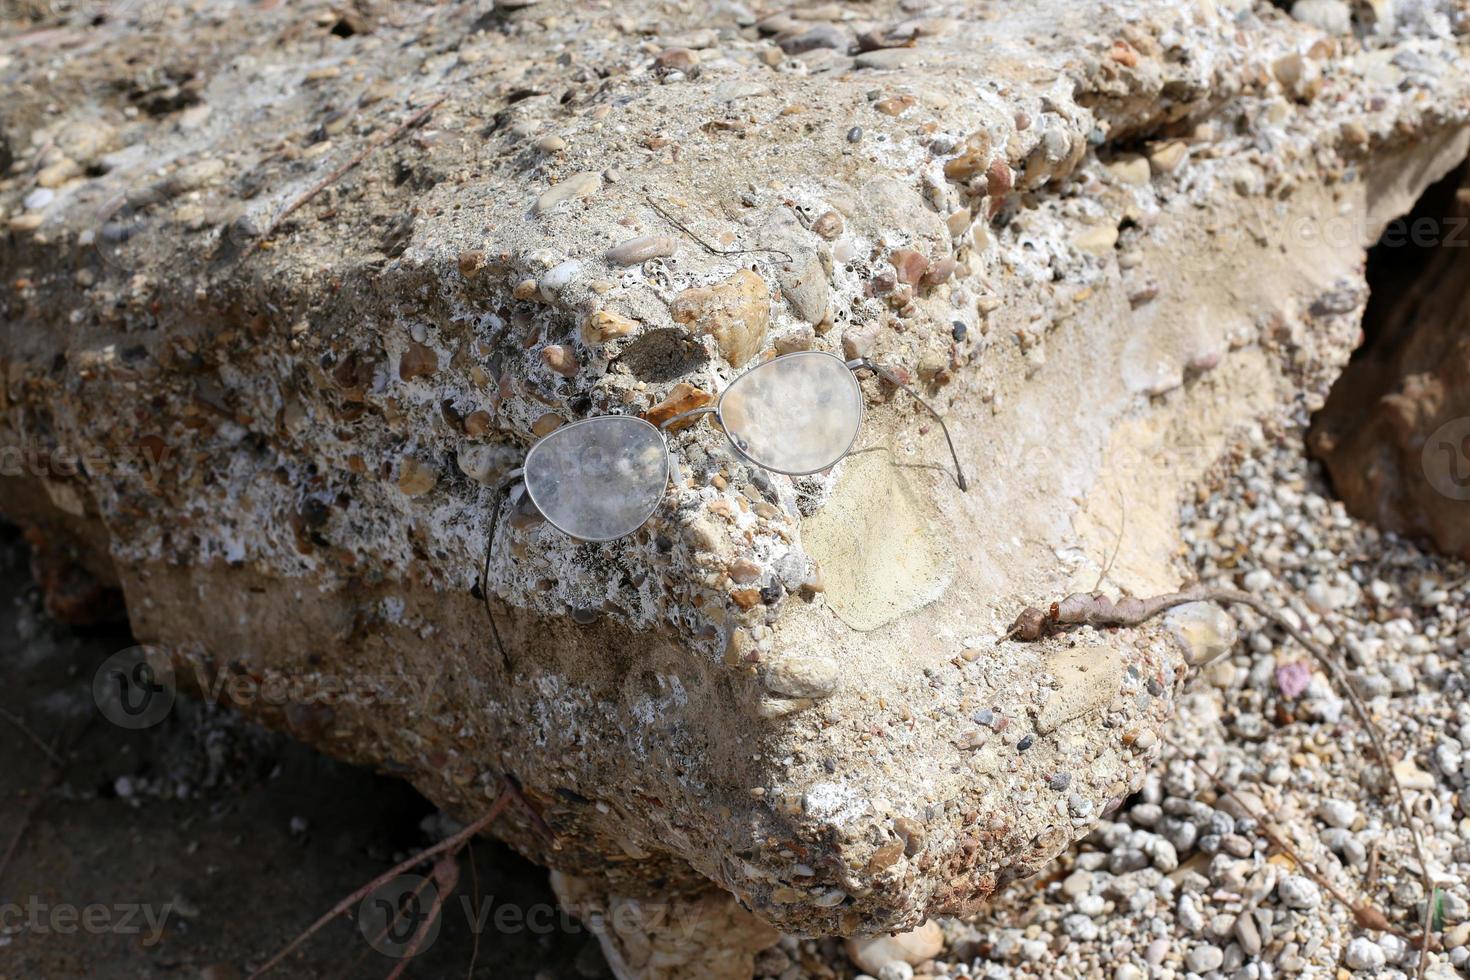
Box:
[642,382,715,430]
[670,269,770,367]
[398,342,438,380]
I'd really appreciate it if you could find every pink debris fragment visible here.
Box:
[1275,661,1312,699]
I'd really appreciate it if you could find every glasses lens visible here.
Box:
[523,416,669,541]
[718,352,863,475]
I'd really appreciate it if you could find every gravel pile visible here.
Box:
[764,417,1470,978]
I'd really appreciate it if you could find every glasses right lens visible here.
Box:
[718,352,863,475]
[523,416,669,541]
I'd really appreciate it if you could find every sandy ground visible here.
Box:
[0,528,607,980]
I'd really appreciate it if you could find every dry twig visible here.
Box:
[1009,586,1438,976]
[248,775,552,979]
[0,706,64,767]
[248,95,446,256]
[1166,737,1411,939]
[383,856,460,980]
[645,196,793,263]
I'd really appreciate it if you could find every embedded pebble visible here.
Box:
[811,211,843,239]
[890,248,929,284]
[669,269,770,367]
[780,256,830,324]
[606,235,676,265]
[398,342,438,380]
[582,309,640,345]
[541,345,579,378]
[537,259,583,302]
[760,655,840,699]
[533,171,602,215]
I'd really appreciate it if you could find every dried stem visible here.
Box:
[248,775,554,979]
[248,783,508,979]
[383,856,460,980]
[249,95,446,255]
[1165,737,1409,939]
[1010,586,1437,976]
[0,706,63,767]
[645,196,793,263]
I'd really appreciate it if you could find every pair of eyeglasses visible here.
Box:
[480,350,968,657]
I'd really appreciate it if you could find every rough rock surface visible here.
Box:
[1311,162,1470,559]
[1,0,1468,975]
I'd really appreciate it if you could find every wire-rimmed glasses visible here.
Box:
[481,350,968,658]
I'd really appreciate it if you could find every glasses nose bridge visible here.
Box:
[657,404,718,432]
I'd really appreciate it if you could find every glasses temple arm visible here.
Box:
[482,470,525,671]
[846,358,968,491]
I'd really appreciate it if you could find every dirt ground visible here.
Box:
[0,528,608,979]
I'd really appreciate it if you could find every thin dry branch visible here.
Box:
[645,196,793,263]
[249,775,554,980]
[0,707,64,767]
[1009,586,1437,977]
[248,784,507,979]
[383,855,460,980]
[248,95,446,256]
[1166,737,1409,939]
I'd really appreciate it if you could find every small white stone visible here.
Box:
[844,922,943,974]
[1291,0,1353,33]
[1277,874,1321,910]
[537,259,583,302]
[1343,937,1386,971]
[1185,944,1224,973]
[1316,798,1357,828]
[1163,602,1239,667]
[1061,869,1094,899]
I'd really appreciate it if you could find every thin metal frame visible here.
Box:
[482,350,969,664]
[663,350,865,477]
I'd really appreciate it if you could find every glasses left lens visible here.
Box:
[523,416,669,541]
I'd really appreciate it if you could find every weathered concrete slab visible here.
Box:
[2,0,1468,975]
